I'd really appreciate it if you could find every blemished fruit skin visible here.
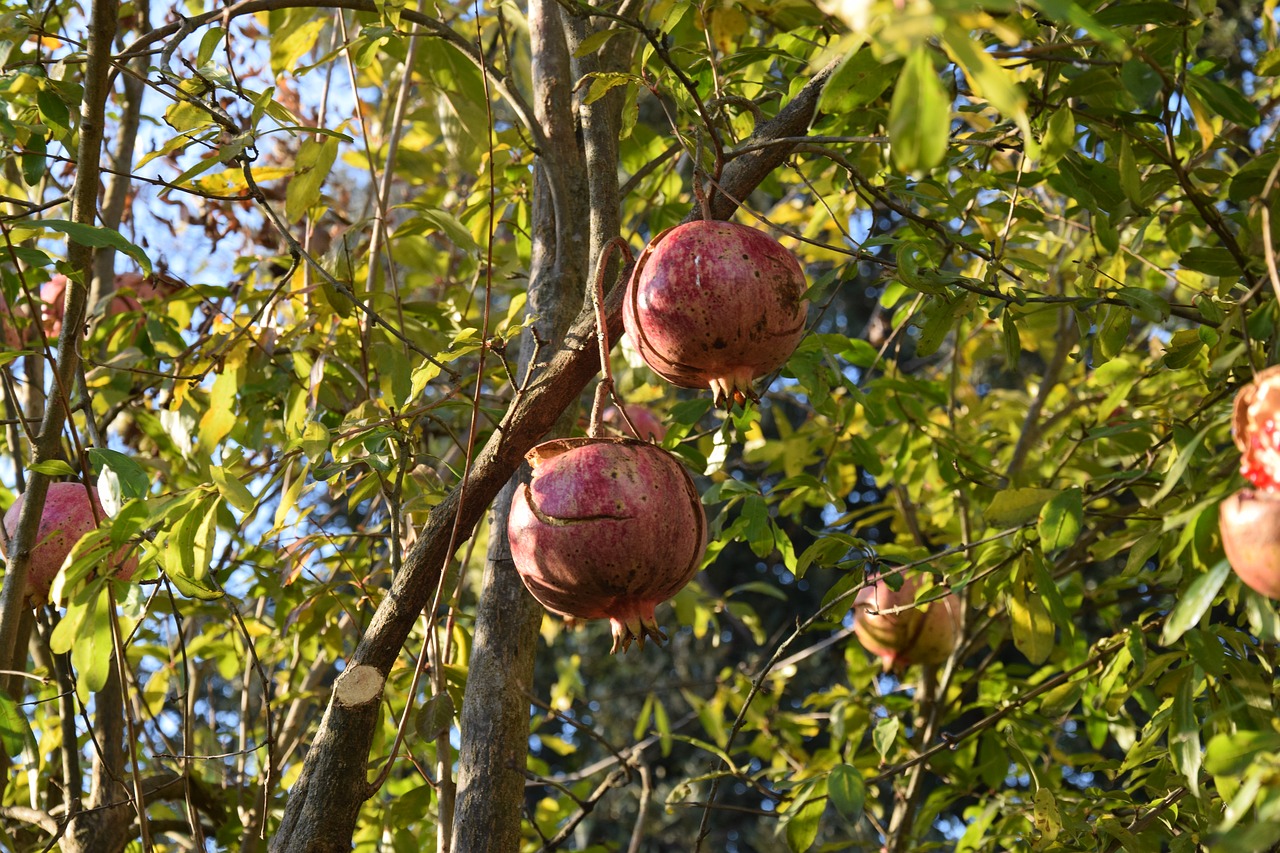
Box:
[508,437,706,653]
[853,573,961,671]
[623,221,808,407]
[2,483,136,606]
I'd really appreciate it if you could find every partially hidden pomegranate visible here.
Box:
[40,272,180,338]
[1220,491,1280,599]
[623,220,808,408]
[1222,368,1280,599]
[2,482,137,606]
[602,404,667,442]
[853,572,961,671]
[508,437,706,653]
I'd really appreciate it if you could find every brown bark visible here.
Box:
[451,2,592,848]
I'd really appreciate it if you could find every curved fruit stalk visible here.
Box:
[1220,489,1280,600]
[508,437,706,653]
[3,482,137,606]
[623,221,808,408]
[853,572,961,671]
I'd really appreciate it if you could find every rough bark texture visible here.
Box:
[270,35,835,853]
[453,2,591,849]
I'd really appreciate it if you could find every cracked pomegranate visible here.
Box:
[508,437,706,653]
[853,572,960,671]
[3,482,136,606]
[623,221,808,407]
[1222,368,1280,599]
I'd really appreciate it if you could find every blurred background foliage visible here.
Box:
[0,0,1278,850]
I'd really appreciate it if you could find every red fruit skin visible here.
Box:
[1220,490,1280,600]
[508,437,706,653]
[0,294,25,349]
[3,483,137,606]
[39,272,179,340]
[623,221,808,407]
[852,573,961,671]
[602,404,667,442]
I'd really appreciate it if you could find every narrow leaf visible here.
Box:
[1160,559,1231,645]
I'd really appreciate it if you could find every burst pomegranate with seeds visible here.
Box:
[853,572,961,671]
[1222,368,1280,599]
[507,437,706,653]
[623,220,808,407]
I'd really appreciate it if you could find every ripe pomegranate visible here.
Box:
[1220,490,1280,599]
[853,572,961,671]
[40,272,180,338]
[623,220,808,407]
[602,404,667,442]
[2,483,136,606]
[508,437,706,653]
[1233,366,1280,491]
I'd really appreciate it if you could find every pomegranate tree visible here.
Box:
[853,572,961,671]
[623,220,808,407]
[2,482,136,606]
[508,436,706,653]
[1221,368,1280,599]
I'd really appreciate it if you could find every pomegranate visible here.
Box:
[1220,490,1280,599]
[623,220,808,407]
[2,483,137,606]
[1,294,25,349]
[1233,366,1280,491]
[853,572,961,671]
[40,272,180,338]
[508,437,706,653]
[602,404,667,442]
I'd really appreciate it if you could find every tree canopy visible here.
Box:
[1,0,1279,851]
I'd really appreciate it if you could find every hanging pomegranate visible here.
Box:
[2,482,137,606]
[853,572,961,671]
[507,437,706,653]
[1221,368,1280,599]
[623,220,808,407]
[602,404,667,442]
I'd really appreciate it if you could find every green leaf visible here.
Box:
[88,448,149,500]
[199,369,240,451]
[38,220,152,276]
[1116,287,1169,323]
[1204,729,1280,776]
[0,690,33,757]
[827,764,865,821]
[70,587,114,701]
[581,71,641,106]
[873,715,900,760]
[573,28,624,58]
[210,465,256,513]
[1187,75,1260,128]
[1009,582,1054,664]
[820,48,896,112]
[888,47,949,173]
[1179,246,1241,277]
[1170,670,1201,797]
[941,26,1026,119]
[985,488,1061,527]
[1159,559,1231,645]
[28,459,76,477]
[414,692,455,741]
[1038,487,1083,553]
[784,781,826,853]
[285,135,339,223]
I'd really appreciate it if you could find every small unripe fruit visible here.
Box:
[2,483,136,606]
[853,573,961,671]
[602,404,667,442]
